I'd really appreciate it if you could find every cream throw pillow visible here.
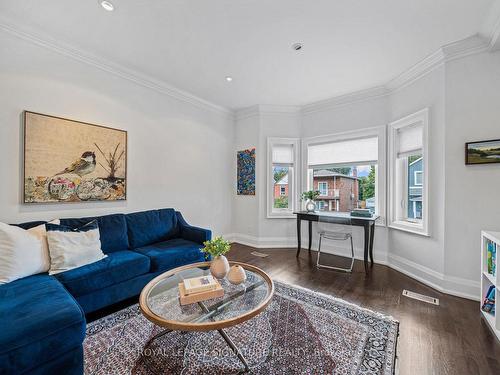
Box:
[26,219,60,273]
[46,220,107,275]
[0,222,45,284]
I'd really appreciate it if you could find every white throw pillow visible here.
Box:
[26,219,60,273]
[0,222,45,284]
[46,220,107,275]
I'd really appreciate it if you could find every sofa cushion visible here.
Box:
[60,213,129,253]
[54,250,150,297]
[126,209,178,249]
[134,238,205,272]
[0,274,85,374]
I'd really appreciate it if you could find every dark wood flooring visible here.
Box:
[227,244,500,375]
[88,243,500,375]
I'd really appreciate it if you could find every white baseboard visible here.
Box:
[225,233,480,301]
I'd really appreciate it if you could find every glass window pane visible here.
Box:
[407,154,423,220]
[307,165,377,213]
[273,165,290,209]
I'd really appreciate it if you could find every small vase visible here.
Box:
[305,199,316,212]
[227,265,247,285]
[210,255,230,279]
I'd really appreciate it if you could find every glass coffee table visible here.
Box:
[139,261,274,372]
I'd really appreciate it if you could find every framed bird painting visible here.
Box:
[23,111,127,203]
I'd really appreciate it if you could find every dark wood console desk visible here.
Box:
[294,211,379,274]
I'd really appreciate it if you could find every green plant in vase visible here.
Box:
[301,190,320,212]
[202,236,231,279]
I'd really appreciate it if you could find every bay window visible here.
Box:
[302,127,386,222]
[388,108,429,235]
[267,138,299,218]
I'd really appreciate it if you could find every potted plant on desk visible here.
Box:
[301,190,320,212]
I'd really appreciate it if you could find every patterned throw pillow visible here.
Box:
[46,220,107,275]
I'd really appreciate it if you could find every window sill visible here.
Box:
[389,220,429,237]
[267,212,296,219]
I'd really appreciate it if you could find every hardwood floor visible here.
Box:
[227,243,500,375]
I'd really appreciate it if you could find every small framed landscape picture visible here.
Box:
[465,139,500,165]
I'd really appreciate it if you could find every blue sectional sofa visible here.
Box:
[0,208,211,375]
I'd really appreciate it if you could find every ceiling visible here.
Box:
[0,0,496,110]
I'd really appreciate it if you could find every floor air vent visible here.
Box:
[402,290,439,305]
[251,251,269,258]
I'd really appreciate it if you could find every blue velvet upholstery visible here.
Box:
[176,212,212,245]
[134,238,206,272]
[54,250,150,297]
[0,274,85,374]
[126,209,179,248]
[3,208,210,374]
[60,214,129,253]
[75,272,161,314]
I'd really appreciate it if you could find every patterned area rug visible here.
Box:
[84,282,398,374]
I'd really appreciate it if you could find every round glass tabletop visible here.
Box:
[139,261,274,331]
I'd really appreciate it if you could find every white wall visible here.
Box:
[444,51,500,288]
[0,32,234,235]
[387,66,447,289]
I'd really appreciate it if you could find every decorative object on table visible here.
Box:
[202,236,231,279]
[227,265,247,285]
[237,148,256,195]
[351,208,373,218]
[178,279,224,306]
[182,275,217,295]
[85,281,399,375]
[482,285,496,314]
[23,111,127,203]
[300,190,320,212]
[465,139,500,165]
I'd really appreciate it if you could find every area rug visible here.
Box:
[84,281,398,374]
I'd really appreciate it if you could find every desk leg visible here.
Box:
[296,218,301,257]
[363,224,369,274]
[369,222,375,266]
[308,221,312,253]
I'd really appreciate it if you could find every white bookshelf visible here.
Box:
[481,231,500,341]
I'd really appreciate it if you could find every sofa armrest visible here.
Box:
[176,212,212,245]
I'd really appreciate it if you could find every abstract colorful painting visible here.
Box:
[237,148,256,195]
[23,111,127,203]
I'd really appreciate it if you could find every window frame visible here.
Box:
[267,137,300,219]
[318,182,328,196]
[388,108,429,236]
[301,126,386,225]
[414,170,423,186]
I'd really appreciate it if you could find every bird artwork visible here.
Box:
[24,111,127,203]
[56,151,96,176]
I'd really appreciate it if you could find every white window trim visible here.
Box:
[267,137,299,219]
[280,186,286,196]
[301,125,387,226]
[388,108,429,236]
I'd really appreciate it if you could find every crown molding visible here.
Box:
[0,19,234,118]
[235,104,301,121]
[302,86,390,115]
[480,0,500,51]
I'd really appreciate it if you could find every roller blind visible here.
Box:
[272,144,294,164]
[307,137,378,167]
[397,124,422,158]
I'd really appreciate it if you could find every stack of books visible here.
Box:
[487,239,497,276]
[350,209,373,218]
[482,285,496,315]
[178,275,224,305]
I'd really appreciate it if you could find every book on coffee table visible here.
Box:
[183,275,217,295]
[178,279,224,306]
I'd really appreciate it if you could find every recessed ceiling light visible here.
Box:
[225,76,233,82]
[100,0,115,11]
[292,43,303,51]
